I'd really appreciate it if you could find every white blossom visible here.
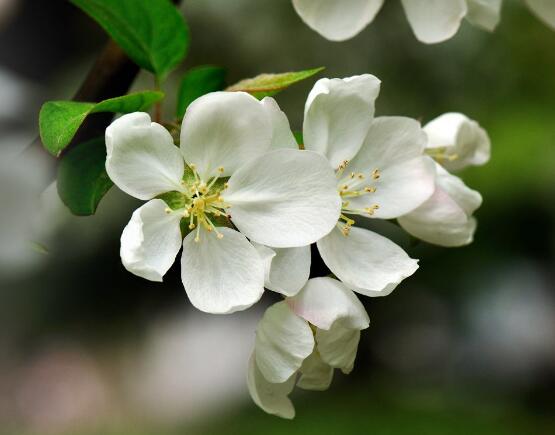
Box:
[106,91,341,314]
[292,0,555,43]
[398,112,489,247]
[247,277,369,418]
[295,75,436,296]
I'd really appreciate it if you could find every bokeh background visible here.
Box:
[1,0,555,434]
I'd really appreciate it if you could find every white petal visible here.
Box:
[297,352,334,391]
[180,227,264,314]
[525,0,555,30]
[247,354,296,419]
[316,326,361,374]
[255,301,314,383]
[401,0,467,44]
[106,113,184,200]
[317,226,419,296]
[292,0,384,41]
[303,75,381,168]
[253,243,311,297]
[466,0,502,31]
[261,97,298,150]
[398,165,482,247]
[288,277,369,330]
[180,92,272,180]
[120,199,183,282]
[424,112,491,172]
[345,117,436,219]
[224,149,341,248]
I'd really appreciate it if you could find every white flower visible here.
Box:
[292,0,555,43]
[106,91,341,314]
[398,112,489,247]
[466,0,555,32]
[296,75,436,296]
[247,277,370,419]
[398,163,483,246]
[423,112,491,172]
[292,0,468,43]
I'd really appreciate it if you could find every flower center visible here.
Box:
[335,160,381,236]
[165,164,231,242]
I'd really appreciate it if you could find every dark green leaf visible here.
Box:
[70,0,189,79]
[177,65,226,118]
[226,67,325,99]
[39,91,164,156]
[57,138,113,216]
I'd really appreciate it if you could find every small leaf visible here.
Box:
[226,67,325,99]
[177,65,226,118]
[39,91,164,156]
[57,138,113,216]
[293,131,304,147]
[70,0,189,80]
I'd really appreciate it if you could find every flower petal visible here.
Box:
[398,165,482,247]
[255,301,314,383]
[292,0,384,41]
[105,113,185,200]
[261,97,299,150]
[401,0,467,44]
[247,354,296,419]
[120,199,183,282]
[288,277,369,330]
[317,226,419,296]
[180,92,272,180]
[297,351,334,391]
[424,112,491,172]
[253,243,311,297]
[466,0,502,31]
[525,0,555,30]
[303,75,381,168]
[224,149,341,248]
[180,227,264,314]
[345,117,436,219]
[316,326,361,374]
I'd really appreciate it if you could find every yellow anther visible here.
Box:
[164,207,172,214]
[372,169,381,180]
[223,182,229,189]
[364,186,376,193]
[217,233,224,239]
[217,166,224,173]
[350,172,355,178]
[189,223,196,229]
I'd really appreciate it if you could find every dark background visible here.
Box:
[0,0,554,433]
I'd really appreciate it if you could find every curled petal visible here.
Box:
[297,351,334,391]
[292,0,384,41]
[180,227,264,314]
[466,0,502,31]
[316,326,361,374]
[247,354,296,419]
[120,199,183,282]
[253,243,311,297]
[106,113,185,200]
[317,226,419,297]
[401,0,467,44]
[255,301,314,383]
[303,75,381,168]
[288,277,369,330]
[424,112,491,172]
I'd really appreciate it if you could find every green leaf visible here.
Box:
[70,0,189,80]
[57,138,113,216]
[226,67,325,99]
[39,91,164,156]
[177,65,226,118]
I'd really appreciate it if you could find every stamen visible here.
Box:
[372,169,381,180]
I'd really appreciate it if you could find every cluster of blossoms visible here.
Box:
[106,73,489,417]
[292,0,555,43]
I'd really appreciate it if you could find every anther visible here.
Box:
[164,207,172,214]
[364,186,376,193]
[217,166,224,173]
[217,233,224,239]
[372,169,381,180]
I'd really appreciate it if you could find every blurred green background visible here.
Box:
[0,0,554,434]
